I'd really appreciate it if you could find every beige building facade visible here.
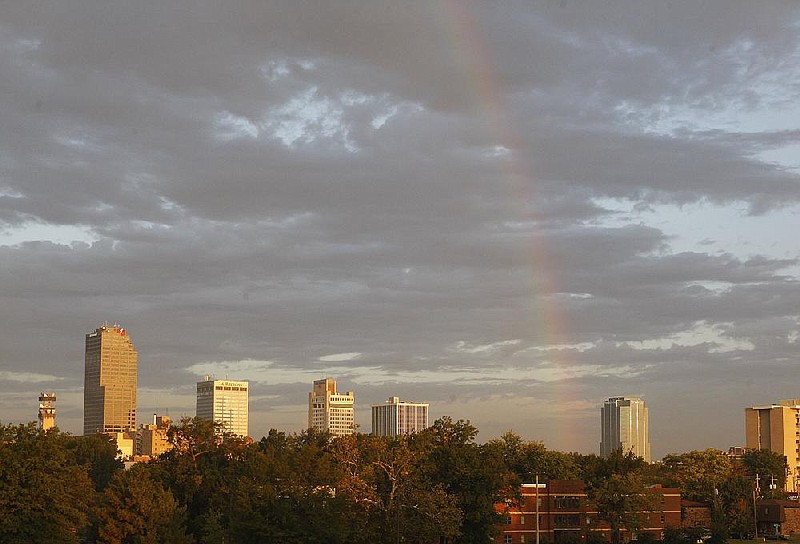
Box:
[372,396,429,437]
[84,324,138,435]
[196,377,249,437]
[137,415,173,457]
[38,392,56,431]
[308,378,355,437]
[745,400,799,492]
[110,431,136,460]
[601,396,650,462]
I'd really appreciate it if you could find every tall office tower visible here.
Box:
[308,378,355,437]
[600,396,650,463]
[84,324,138,435]
[745,399,800,492]
[38,392,56,431]
[372,396,429,437]
[196,376,249,437]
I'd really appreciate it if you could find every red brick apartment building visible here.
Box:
[495,480,681,544]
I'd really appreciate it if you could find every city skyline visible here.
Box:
[3,321,799,459]
[2,2,800,459]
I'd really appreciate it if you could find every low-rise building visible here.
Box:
[757,499,800,536]
[681,500,711,531]
[495,480,681,544]
[109,431,136,460]
[137,414,173,457]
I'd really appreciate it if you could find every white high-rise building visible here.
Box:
[372,397,429,437]
[600,396,650,462]
[196,376,249,437]
[308,378,355,437]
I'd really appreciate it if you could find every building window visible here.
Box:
[554,514,581,527]
[506,515,513,525]
[554,496,581,509]
[504,536,513,544]
[520,536,526,543]
[520,515,525,525]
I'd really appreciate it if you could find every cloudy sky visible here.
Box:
[1,1,799,459]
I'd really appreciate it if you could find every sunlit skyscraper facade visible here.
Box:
[308,378,355,437]
[372,396,429,437]
[745,399,800,492]
[600,396,650,462]
[196,376,249,437]
[83,324,138,435]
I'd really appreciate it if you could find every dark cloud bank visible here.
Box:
[1,1,799,458]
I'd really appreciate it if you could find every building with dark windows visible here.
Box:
[495,480,681,544]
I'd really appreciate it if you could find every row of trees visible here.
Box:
[0,418,788,544]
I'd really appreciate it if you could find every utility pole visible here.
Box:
[535,474,540,544]
[754,474,760,539]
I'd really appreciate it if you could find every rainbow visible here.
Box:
[435,2,574,379]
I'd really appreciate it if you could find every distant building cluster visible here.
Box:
[23,325,800,543]
[42,324,662,463]
[60,324,436,460]
[38,323,791,475]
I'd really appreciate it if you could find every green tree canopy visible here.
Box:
[0,423,94,544]
[590,472,660,544]
[65,432,123,491]
[661,449,733,502]
[486,431,581,482]
[94,464,192,544]
[413,417,514,544]
[742,449,787,496]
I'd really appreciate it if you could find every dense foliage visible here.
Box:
[0,419,784,543]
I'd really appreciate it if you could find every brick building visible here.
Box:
[495,480,681,544]
[757,499,800,536]
[680,499,712,531]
